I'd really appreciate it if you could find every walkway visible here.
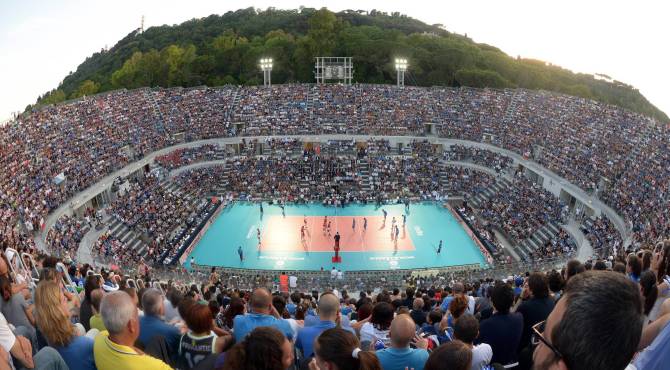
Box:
[37,135,629,261]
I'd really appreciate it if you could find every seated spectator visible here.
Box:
[633,311,670,369]
[221,326,294,370]
[375,314,429,370]
[89,289,107,332]
[164,288,182,323]
[297,292,341,358]
[476,282,523,367]
[233,288,293,341]
[138,288,180,352]
[410,298,427,327]
[359,302,394,348]
[453,314,492,370]
[311,327,382,370]
[93,291,172,369]
[0,276,35,337]
[34,280,96,370]
[80,275,101,332]
[177,299,232,369]
[532,271,643,370]
[627,254,642,283]
[516,272,555,360]
[424,340,473,370]
[221,297,246,331]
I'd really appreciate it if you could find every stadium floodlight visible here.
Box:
[395,58,409,88]
[259,58,273,87]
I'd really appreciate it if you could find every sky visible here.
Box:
[0,0,668,121]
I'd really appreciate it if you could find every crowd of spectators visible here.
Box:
[2,84,662,259]
[478,175,567,245]
[0,237,665,369]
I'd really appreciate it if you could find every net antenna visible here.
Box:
[314,57,353,85]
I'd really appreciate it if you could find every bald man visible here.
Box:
[296,292,341,358]
[233,288,294,342]
[376,314,430,370]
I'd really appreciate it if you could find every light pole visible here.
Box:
[395,58,408,88]
[259,58,273,87]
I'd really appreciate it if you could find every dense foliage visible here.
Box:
[34,7,667,121]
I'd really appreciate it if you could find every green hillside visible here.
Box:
[35,7,667,121]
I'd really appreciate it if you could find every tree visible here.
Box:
[70,80,100,99]
[455,68,513,88]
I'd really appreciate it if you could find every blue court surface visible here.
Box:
[186,202,487,272]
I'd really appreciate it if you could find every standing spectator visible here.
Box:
[532,271,643,370]
[453,314,492,370]
[311,327,381,370]
[424,340,472,370]
[94,291,172,369]
[221,327,294,370]
[476,282,523,367]
[375,314,429,370]
[233,288,294,341]
[34,281,96,370]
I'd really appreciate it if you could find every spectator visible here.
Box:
[639,270,661,325]
[233,288,293,341]
[516,272,555,358]
[94,291,171,369]
[359,302,394,348]
[222,297,246,331]
[0,276,35,337]
[477,282,523,367]
[297,292,341,358]
[34,280,96,370]
[80,275,101,332]
[164,288,182,323]
[311,327,382,370]
[453,314,492,370]
[627,254,642,283]
[375,314,429,370]
[410,298,427,327]
[221,326,294,370]
[89,289,106,332]
[177,299,232,369]
[564,260,585,282]
[138,288,180,353]
[532,271,643,370]
[424,340,473,370]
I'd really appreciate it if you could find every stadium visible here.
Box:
[0,5,668,370]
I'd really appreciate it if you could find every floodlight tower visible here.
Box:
[395,58,408,88]
[259,58,273,87]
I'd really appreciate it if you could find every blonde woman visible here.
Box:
[34,281,97,370]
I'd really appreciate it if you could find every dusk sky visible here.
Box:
[1,0,667,120]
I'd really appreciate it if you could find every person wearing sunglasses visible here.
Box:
[531,271,643,370]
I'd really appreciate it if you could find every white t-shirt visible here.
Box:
[360,322,390,347]
[289,275,297,288]
[467,296,476,315]
[164,299,180,322]
[0,313,16,352]
[470,343,493,370]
